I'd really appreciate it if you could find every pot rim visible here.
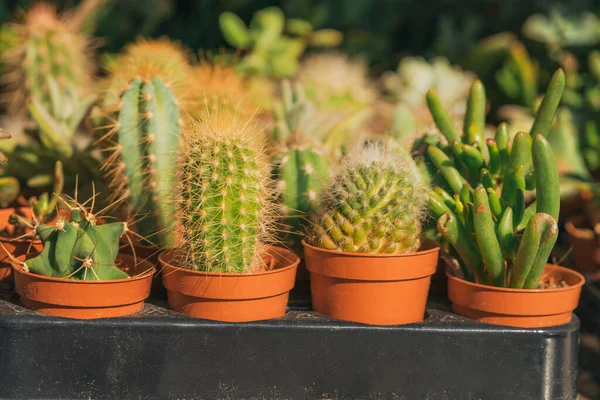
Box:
[12,253,156,284]
[565,215,595,240]
[445,264,585,294]
[301,239,440,258]
[158,246,300,278]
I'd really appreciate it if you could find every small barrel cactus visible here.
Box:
[426,70,564,288]
[174,111,277,273]
[24,206,128,280]
[307,142,426,254]
[99,38,191,248]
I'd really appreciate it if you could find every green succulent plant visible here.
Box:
[219,6,342,78]
[426,70,565,288]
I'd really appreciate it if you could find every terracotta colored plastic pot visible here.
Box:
[119,239,163,295]
[0,207,38,284]
[13,253,155,319]
[159,246,299,322]
[565,215,600,278]
[302,240,440,326]
[447,265,585,328]
[0,207,75,284]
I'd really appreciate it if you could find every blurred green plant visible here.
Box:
[219,6,342,77]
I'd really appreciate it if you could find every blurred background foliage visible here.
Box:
[0,0,596,74]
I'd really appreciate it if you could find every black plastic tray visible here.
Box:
[0,284,579,400]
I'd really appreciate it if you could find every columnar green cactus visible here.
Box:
[426,69,565,288]
[24,207,128,280]
[99,39,191,248]
[271,81,330,253]
[1,3,95,159]
[2,3,92,114]
[307,142,426,254]
[174,112,277,273]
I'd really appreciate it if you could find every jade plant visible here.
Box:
[426,69,565,288]
[98,38,191,248]
[19,203,129,280]
[306,142,426,254]
[173,112,277,273]
[219,6,342,78]
[271,80,329,254]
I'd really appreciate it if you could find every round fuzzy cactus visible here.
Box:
[174,112,277,273]
[2,3,92,114]
[99,38,191,248]
[308,143,426,253]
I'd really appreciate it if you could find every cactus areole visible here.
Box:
[426,69,566,289]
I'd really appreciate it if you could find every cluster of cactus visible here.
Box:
[381,56,475,142]
[271,80,330,254]
[98,38,191,248]
[294,52,376,159]
[22,204,128,280]
[1,3,95,157]
[174,112,277,273]
[426,70,565,288]
[219,6,342,78]
[307,142,426,254]
[0,128,16,207]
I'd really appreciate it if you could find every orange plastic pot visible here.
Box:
[13,253,155,319]
[0,207,39,284]
[0,207,75,284]
[119,239,163,294]
[447,265,585,328]
[565,215,600,278]
[302,240,440,326]
[158,246,299,322]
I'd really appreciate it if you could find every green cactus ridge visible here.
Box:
[309,143,426,254]
[175,115,276,273]
[101,76,181,248]
[24,208,129,280]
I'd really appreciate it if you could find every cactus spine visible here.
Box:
[175,112,277,273]
[99,39,191,248]
[308,142,426,254]
[426,69,564,288]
